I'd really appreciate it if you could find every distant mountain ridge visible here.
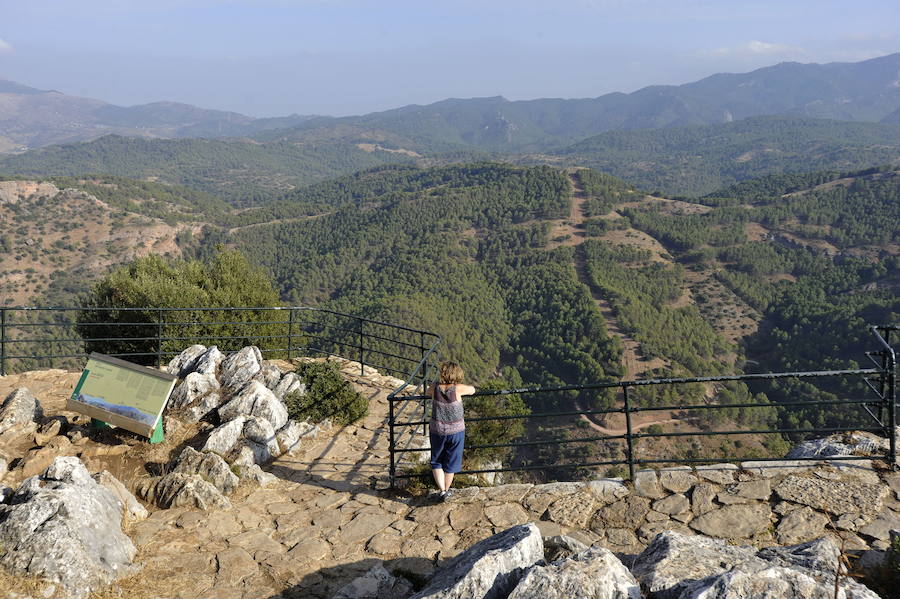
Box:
[259,53,900,152]
[0,79,317,152]
[2,52,900,154]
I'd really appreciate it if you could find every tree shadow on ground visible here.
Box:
[271,556,434,599]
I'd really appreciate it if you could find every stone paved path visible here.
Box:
[119,374,516,599]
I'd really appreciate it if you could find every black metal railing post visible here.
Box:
[287,308,295,360]
[0,308,6,376]
[156,308,163,367]
[623,385,635,480]
[420,331,428,436]
[358,318,365,375]
[388,396,396,488]
[887,333,897,467]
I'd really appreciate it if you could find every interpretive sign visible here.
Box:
[67,353,177,439]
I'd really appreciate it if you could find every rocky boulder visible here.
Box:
[332,563,414,599]
[411,523,544,599]
[219,346,263,391]
[508,546,641,599]
[166,344,208,377]
[0,387,44,436]
[681,557,880,599]
[273,372,305,399]
[633,531,881,599]
[172,446,240,495]
[137,472,231,510]
[631,531,757,598]
[93,470,149,523]
[0,457,136,599]
[218,380,288,430]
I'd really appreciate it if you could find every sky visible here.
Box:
[1,0,898,117]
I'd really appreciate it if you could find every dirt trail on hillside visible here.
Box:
[558,172,665,381]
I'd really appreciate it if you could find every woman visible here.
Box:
[429,361,475,501]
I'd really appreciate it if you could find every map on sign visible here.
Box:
[67,353,177,438]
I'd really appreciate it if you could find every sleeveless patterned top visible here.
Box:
[430,384,465,435]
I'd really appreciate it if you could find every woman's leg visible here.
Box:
[444,472,455,490]
[432,468,446,491]
[430,432,446,491]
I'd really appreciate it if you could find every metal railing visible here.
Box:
[0,306,441,385]
[387,324,896,486]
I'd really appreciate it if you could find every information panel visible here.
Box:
[67,353,177,438]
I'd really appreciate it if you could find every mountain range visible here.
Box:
[3,52,900,155]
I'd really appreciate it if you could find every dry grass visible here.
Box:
[0,566,61,598]
[87,561,200,599]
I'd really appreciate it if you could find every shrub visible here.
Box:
[284,361,367,425]
[463,378,530,466]
[77,249,286,365]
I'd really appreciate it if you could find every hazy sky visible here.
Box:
[1,0,898,117]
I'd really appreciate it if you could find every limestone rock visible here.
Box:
[238,463,277,487]
[273,372,305,400]
[659,467,697,494]
[184,392,223,423]
[787,432,885,459]
[255,363,283,390]
[218,380,288,430]
[756,537,841,574]
[410,523,543,599]
[332,563,414,599]
[546,492,596,528]
[689,503,772,539]
[275,419,317,455]
[634,469,665,498]
[652,494,689,515]
[34,417,64,446]
[142,472,231,510]
[740,460,814,478]
[543,535,589,563]
[169,372,220,409]
[0,457,136,599]
[595,496,651,529]
[202,416,247,456]
[774,474,887,518]
[694,464,738,485]
[172,446,240,495]
[508,547,641,599]
[242,415,280,458]
[0,387,44,435]
[631,531,757,598]
[681,559,881,599]
[219,346,263,391]
[690,483,718,516]
[586,479,630,504]
[775,506,829,545]
[194,345,224,376]
[93,470,148,522]
[167,344,207,377]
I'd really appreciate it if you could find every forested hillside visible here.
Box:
[551,117,900,196]
[0,135,416,204]
[1,156,895,475]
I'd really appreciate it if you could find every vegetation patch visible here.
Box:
[284,361,368,425]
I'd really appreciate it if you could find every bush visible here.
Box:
[463,378,530,466]
[77,249,286,365]
[284,361,368,425]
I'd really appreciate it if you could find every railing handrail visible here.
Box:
[387,322,897,486]
[3,305,441,339]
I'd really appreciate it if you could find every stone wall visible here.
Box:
[438,458,899,558]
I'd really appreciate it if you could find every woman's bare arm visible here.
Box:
[457,384,476,396]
